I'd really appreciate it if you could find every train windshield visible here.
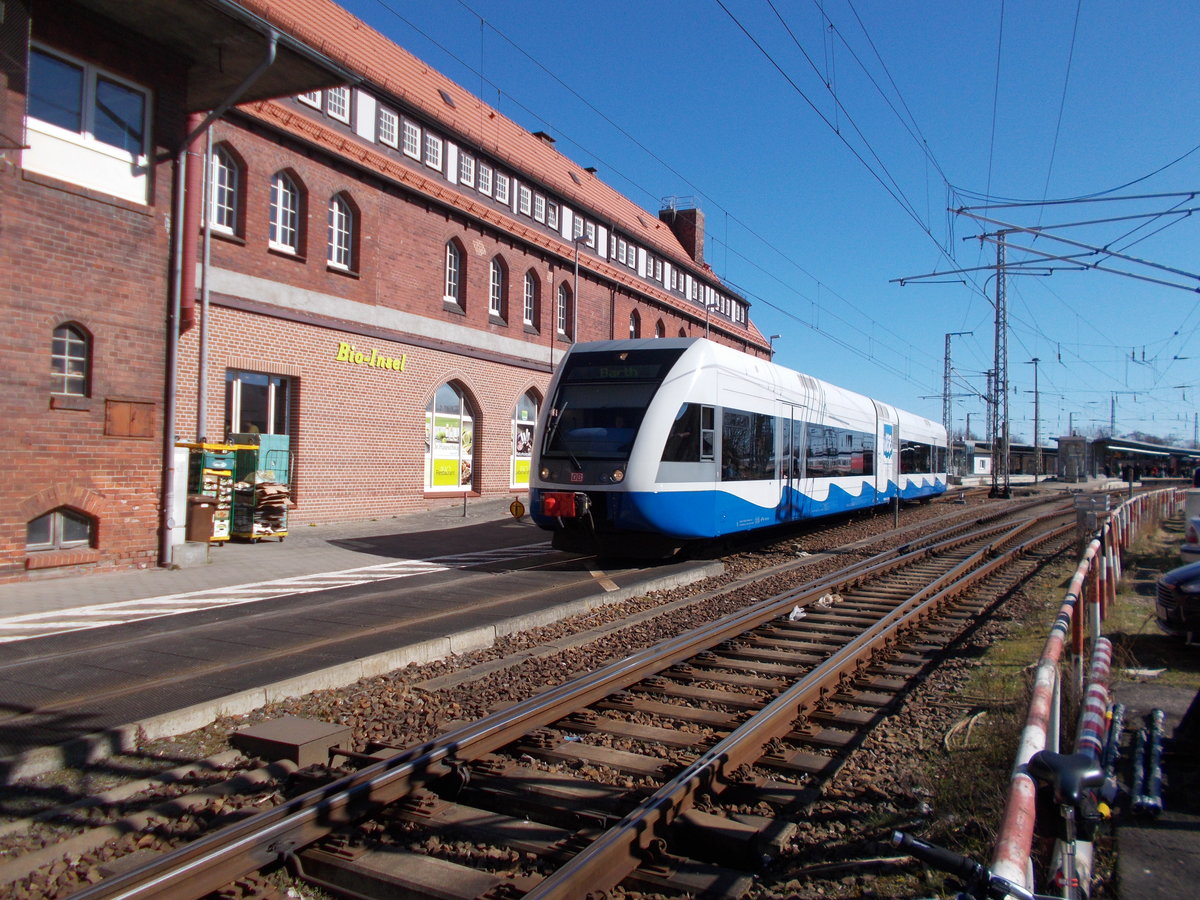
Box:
[543,347,686,460]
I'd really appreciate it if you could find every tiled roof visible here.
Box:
[242,101,765,346]
[239,0,764,346]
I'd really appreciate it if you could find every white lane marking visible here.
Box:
[0,543,551,644]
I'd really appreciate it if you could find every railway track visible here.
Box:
[55,497,1078,900]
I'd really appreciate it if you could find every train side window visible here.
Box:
[722,409,775,480]
[662,404,699,461]
[663,403,715,462]
[700,406,715,461]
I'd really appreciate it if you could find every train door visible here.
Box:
[780,405,808,521]
[873,401,897,502]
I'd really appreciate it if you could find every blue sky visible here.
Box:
[343,0,1200,446]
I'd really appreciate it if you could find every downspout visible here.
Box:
[161,31,278,567]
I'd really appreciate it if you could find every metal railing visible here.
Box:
[991,486,1186,893]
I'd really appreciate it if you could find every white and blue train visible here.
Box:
[530,338,947,556]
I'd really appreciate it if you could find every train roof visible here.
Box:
[563,339,942,435]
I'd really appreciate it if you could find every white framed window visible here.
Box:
[532,194,545,223]
[489,257,506,318]
[327,194,353,270]
[378,108,398,147]
[25,45,151,203]
[326,86,350,123]
[445,241,462,305]
[299,90,322,108]
[208,145,239,234]
[424,132,443,170]
[495,173,510,204]
[269,171,300,253]
[547,202,559,229]
[51,323,89,396]
[225,370,290,436]
[402,119,421,158]
[573,215,584,239]
[478,164,492,195]
[518,184,532,216]
[459,152,475,187]
[523,272,538,326]
[585,221,596,248]
[557,283,570,335]
[654,259,663,282]
[27,507,94,552]
[617,239,627,264]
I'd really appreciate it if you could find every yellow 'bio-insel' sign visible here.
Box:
[335,342,407,372]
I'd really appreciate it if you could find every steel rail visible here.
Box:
[68,508,1071,900]
[524,520,1075,898]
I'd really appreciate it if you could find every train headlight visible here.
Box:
[609,467,625,483]
[540,466,553,480]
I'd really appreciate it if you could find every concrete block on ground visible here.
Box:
[231,715,351,767]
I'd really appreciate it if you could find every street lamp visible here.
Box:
[572,233,588,344]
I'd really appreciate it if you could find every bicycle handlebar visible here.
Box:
[892,831,987,883]
[891,831,1035,900]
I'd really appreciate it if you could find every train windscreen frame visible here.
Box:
[543,347,686,461]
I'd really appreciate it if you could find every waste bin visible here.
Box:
[186,494,216,542]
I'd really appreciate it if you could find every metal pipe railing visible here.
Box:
[990,486,1185,891]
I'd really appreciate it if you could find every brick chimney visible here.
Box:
[659,203,705,265]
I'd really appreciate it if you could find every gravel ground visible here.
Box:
[2,495,1032,898]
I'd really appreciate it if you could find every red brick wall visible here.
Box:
[0,3,187,582]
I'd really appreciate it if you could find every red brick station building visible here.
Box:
[1,0,769,583]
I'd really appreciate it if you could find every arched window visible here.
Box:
[629,310,641,339]
[269,170,301,253]
[556,283,571,337]
[425,382,475,491]
[511,390,540,488]
[523,271,540,328]
[489,256,508,319]
[678,327,687,338]
[208,145,240,234]
[27,507,94,551]
[445,240,463,307]
[51,323,90,396]
[327,193,354,270]
[655,319,666,338]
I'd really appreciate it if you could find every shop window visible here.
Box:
[52,323,90,396]
[327,193,355,271]
[629,310,641,339]
[523,271,540,328]
[445,240,463,307]
[24,44,150,203]
[511,390,540,488]
[27,507,94,551]
[225,370,290,436]
[208,145,241,235]
[425,382,475,492]
[489,256,507,319]
[269,170,302,254]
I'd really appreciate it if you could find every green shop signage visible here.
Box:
[335,342,408,372]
